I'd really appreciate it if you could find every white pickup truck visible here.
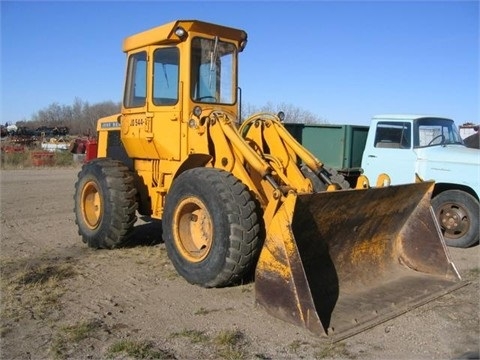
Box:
[361,115,479,248]
[285,114,479,248]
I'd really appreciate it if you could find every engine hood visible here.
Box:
[415,145,480,165]
[414,145,479,195]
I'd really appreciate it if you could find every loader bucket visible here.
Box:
[255,181,464,341]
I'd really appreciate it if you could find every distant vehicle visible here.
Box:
[459,123,479,149]
[35,126,69,137]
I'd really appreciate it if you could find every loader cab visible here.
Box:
[118,20,246,162]
[123,48,180,108]
[122,36,238,108]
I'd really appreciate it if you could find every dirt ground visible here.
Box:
[1,167,479,360]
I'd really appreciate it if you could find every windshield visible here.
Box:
[191,37,236,104]
[414,118,464,148]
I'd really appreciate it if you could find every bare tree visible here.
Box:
[17,99,322,137]
[241,102,327,124]
[79,101,121,136]
[23,99,120,136]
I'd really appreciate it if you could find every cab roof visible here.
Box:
[122,19,247,52]
[373,114,453,121]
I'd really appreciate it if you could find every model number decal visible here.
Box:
[130,119,144,126]
[101,121,121,128]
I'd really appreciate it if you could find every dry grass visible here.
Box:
[214,329,249,360]
[50,319,104,359]
[314,341,355,359]
[0,258,77,322]
[107,339,176,359]
[170,328,249,360]
[0,148,75,169]
[288,339,310,353]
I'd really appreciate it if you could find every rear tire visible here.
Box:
[162,168,261,287]
[74,158,138,248]
[431,190,479,248]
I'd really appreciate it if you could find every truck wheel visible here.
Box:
[431,190,479,248]
[74,158,137,249]
[162,168,261,288]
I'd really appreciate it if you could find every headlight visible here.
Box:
[193,106,202,117]
[174,26,186,39]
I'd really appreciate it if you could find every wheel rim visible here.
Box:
[437,202,469,240]
[81,180,102,229]
[173,197,213,262]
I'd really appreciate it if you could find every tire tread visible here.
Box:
[74,158,138,249]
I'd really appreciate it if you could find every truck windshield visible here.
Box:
[414,118,464,148]
[191,37,236,104]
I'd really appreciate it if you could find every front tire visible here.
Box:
[431,190,479,248]
[162,168,261,288]
[74,158,138,248]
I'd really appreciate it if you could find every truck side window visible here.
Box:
[124,52,147,108]
[374,122,411,149]
[153,47,179,106]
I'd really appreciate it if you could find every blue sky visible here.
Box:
[1,1,478,126]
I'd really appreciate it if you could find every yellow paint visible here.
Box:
[349,237,388,266]
[259,194,298,279]
[172,196,213,263]
[81,180,102,229]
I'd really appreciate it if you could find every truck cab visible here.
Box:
[362,114,479,248]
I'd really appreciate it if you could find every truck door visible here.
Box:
[361,121,418,185]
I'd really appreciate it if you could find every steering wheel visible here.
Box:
[428,134,445,146]
[196,96,217,103]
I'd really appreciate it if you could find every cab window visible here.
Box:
[153,47,179,106]
[191,37,236,104]
[124,51,147,108]
[374,122,411,149]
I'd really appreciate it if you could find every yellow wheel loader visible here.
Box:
[74,20,464,340]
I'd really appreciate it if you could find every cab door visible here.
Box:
[361,121,417,185]
[149,47,181,161]
[121,50,153,159]
[121,47,181,160]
